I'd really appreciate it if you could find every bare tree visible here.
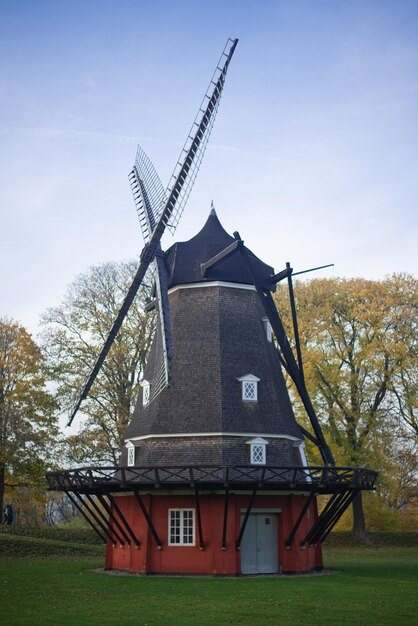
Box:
[42,260,155,465]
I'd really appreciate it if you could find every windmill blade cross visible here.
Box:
[67,37,238,426]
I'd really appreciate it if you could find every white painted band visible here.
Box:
[168,281,256,295]
[126,432,302,443]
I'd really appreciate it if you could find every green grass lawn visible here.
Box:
[0,532,416,625]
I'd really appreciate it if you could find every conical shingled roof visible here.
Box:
[165,209,275,290]
[122,210,303,468]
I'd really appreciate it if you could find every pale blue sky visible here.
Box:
[1,0,417,336]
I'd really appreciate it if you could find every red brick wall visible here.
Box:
[105,492,323,575]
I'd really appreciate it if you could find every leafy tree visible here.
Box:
[0,317,57,515]
[274,274,417,538]
[42,260,155,465]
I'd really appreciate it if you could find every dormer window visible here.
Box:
[126,440,140,467]
[140,379,150,406]
[237,374,260,402]
[247,437,268,465]
[126,442,135,467]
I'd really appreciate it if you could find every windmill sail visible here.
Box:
[129,151,172,400]
[164,37,238,235]
[67,37,238,425]
[128,147,167,244]
[150,251,172,400]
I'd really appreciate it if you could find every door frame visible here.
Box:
[239,509,281,574]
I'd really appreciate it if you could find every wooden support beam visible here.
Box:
[97,494,131,546]
[64,491,107,544]
[300,492,340,547]
[319,491,358,544]
[311,491,357,545]
[107,494,140,548]
[194,486,205,550]
[301,492,350,547]
[316,491,354,540]
[271,267,291,284]
[73,492,118,546]
[85,494,124,546]
[200,240,241,277]
[221,487,229,550]
[285,492,316,549]
[286,263,305,386]
[235,486,257,550]
[298,425,320,447]
[133,491,163,549]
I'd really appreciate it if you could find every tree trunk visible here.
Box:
[0,466,4,519]
[352,491,369,541]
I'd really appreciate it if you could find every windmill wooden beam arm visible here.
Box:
[271,261,334,387]
[286,261,305,385]
[272,263,334,284]
[271,267,292,283]
[298,425,320,447]
[200,239,242,277]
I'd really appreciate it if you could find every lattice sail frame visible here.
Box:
[128,149,172,398]
[164,37,237,234]
[128,147,167,245]
[147,309,169,402]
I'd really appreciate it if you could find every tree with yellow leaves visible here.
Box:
[274,274,417,538]
[0,318,57,516]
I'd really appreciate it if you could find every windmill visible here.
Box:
[48,38,377,576]
[67,37,239,425]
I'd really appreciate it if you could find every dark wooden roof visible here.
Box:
[165,209,275,290]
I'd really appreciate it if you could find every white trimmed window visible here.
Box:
[168,509,195,545]
[247,437,268,465]
[141,380,150,406]
[237,374,260,402]
[126,442,135,467]
[126,441,140,467]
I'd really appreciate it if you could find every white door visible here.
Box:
[240,513,278,574]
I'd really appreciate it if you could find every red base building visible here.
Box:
[105,492,323,575]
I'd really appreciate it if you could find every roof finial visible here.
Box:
[210,200,217,216]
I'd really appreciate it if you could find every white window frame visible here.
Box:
[247,437,268,465]
[125,440,140,467]
[126,442,135,467]
[237,374,260,402]
[141,379,150,406]
[168,509,195,546]
[243,380,257,401]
